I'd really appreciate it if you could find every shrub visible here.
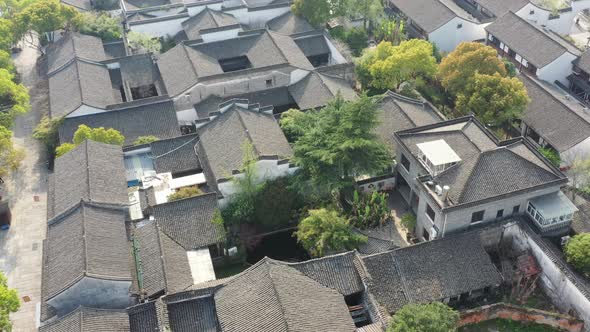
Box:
[400,213,416,233]
[387,302,459,332]
[79,12,122,41]
[538,147,561,167]
[167,186,203,201]
[349,190,389,229]
[565,233,590,276]
[132,135,158,146]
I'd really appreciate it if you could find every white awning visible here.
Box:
[416,139,461,166]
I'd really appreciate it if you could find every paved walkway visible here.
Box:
[0,41,48,332]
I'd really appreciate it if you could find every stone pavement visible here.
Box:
[0,40,48,332]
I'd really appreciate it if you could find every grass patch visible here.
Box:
[460,319,564,332]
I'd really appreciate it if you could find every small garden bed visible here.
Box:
[459,318,564,332]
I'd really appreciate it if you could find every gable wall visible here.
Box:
[428,17,489,53]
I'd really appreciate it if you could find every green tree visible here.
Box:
[356,40,437,90]
[0,50,15,74]
[387,302,459,332]
[291,0,345,27]
[0,68,30,129]
[400,213,416,233]
[279,108,314,143]
[565,233,590,276]
[0,18,16,50]
[132,135,158,146]
[375,18,405,45]
[294,208,367,257]
[167,186,203,201]
[32,115,63,157]
[14,0,81,44]
[538,147,561,167]
[345,27,368,57]
[438,42,507,96]
[349,190,389,229]
[79,12,122,41]
[0,125,24,177]
[292,94,391,192]
[55,125,125,157]
[455,73,529,128]
[350,0,383,30]
[0,271,20,332]
[127,31,161,54]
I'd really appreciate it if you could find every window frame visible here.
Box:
[426,203,436,222]
[401,154,411,172]
[471,210,485,223]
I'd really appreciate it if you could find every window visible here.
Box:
[471,210,485,223]
[426,204,436,222]
[423,228,430,241]
[496,209,504,218]
[457,23,463,29]
[218,56,251,72]
[529,9,535,14]
[265,79,273,88]
[515,54,522,63]
[401,154,410,172]
[488,34,494,41]
[512,205,520,214]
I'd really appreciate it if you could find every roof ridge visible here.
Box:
[390,253,412,303]
[180,43,200,79]
[235,108,261,157]
[455,152,484,203]
[84,140,92,203]
[266,262,295,331]
[154,223,170,294]
[504,11,569,55]
[501,145,560,178]
[265,30,291,65]
[81,201,89,278]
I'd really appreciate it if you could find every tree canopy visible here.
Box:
[291,0,337,27]
[0,272,20,332]
[294,208,367,257]
[127,31,161,54]
[132,135,159,146]
[0,68,30,129]
[455,73,529,128]
[0,125,24,178]
[168,186,204,201]
[14,0,81,43]
[387,302,459,332]
[0,18,16,50]
[79,12,122,41]
[565,233,590,276]
[356,40,437,90]
[438,42,506,96]
[55,125,125,157]
[291,94,391,192]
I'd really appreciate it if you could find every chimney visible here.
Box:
[442,185,450,201]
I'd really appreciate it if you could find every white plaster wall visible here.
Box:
[536,52,577,86]
[358,177,396,193]
[428,17,489,53]
[561,136,590,167]
[516,3,573,34]
[129,16,187,38]
[506,223,590,331]
[187,2,223,16]
[325,36,347,65]
[227,6,289,28]
[46,277,132,315]
[201,27,242,42]
[66,104,107,118]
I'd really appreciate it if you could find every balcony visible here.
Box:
[526,191,578,235]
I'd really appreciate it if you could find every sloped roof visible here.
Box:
[47,33,108,74]
[51,140,128,218]
[266,11,316,36]
[150,134,201,174]
[214,258,356,332]
[390,0,458,33]
[151,192,224,249]
[39,307,130,332]
[473,0,528,17]
[363,231,502,313]
[520,74,590,152]
[45,202,131,300]
[157,30,313,96]
[49,59,116,118]
[294,34,330,57]
[574,49,590,74]
[59,98,180,146]
[396,117,566,208]
[289,71,357,110]
[127,301,164,332]
[485,11,580,68]
[375,91,444,155]
[167,295,219,331]
[182,8,240,40]
[197,105,293,183]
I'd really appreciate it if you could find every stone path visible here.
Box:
[0,40,48,332]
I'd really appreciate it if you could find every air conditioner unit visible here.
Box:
[430,227,438,239]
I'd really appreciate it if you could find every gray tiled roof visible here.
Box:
[294,34,330,57]
[286,251,365,296]
[128,301,163,332]
[39,307,130,332]
[473,0,528,17]
[363,231,503,313]
[485,11,581,68]
[45,202,131,301]
[151,192,225,249]
[575,49,590,74]
[51,140,128,218]
[59,98,180,146]
[289,71,357,110]
[157,30,313,96]
[133,220,193,297]
[49,59,116,118]
[181,8,239,40]
[214,258,356,332]
[167,295,219,332]
[266,11,316,35]
[375,91,443,155]
[197,105,293,182]
[520,74,590,152]
[47,33,108,74]
[150,134,201,175]
[390,0,457,33]
[397,117,565,208]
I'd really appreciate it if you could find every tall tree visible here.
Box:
[387,302,459,332]
[438,42,507,96]
[0,271,20,332]
[14,0,81,44]
[292,94,391,192]
[291,0,344,27]
[0,68,30,129]
[455,73,529,128]
[294,208,367,257]
[349,0,383,30]
[356,40,437,90]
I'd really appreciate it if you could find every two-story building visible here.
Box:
[394,116,577,241]
[485,11,581,85]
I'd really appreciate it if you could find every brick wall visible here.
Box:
[458,303,584,332]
